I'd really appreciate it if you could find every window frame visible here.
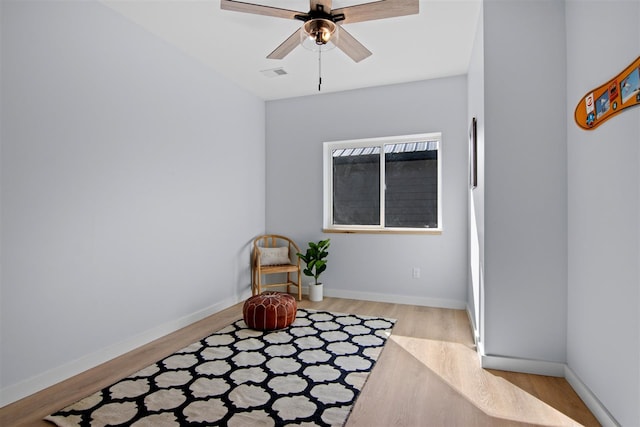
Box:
[323,132,442,235]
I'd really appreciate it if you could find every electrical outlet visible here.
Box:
[412,267,421,279]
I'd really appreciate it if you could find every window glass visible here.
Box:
[384,141,438,228]
[332,146,380,225]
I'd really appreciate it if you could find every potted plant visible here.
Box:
[296,238,330,301]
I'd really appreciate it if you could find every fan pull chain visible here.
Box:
[318,49,322,92]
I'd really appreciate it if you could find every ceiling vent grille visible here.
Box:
[260,68,288,78]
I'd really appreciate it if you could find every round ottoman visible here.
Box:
[243,292,297,330]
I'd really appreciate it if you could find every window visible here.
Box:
[323,133,441,234]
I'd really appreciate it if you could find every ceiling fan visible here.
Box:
[220,0,419,63]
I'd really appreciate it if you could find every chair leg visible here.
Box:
[256,271,261,296]
[251,267,256,296]
[286,272,291,295]
[297,269,302,301]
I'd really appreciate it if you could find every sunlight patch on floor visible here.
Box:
[390,335,583,427]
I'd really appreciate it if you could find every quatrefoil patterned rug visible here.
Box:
[45,309,395,427]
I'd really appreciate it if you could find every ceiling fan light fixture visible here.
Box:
[301,19,338,52]
[304,19,336,45]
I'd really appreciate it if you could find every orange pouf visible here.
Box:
[243,292,297,330]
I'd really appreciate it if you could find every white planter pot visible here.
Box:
[308,283,324,302]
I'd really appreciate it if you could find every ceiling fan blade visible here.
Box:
[267,28,304,60]
[334,26,372,63]
[333,0,419,24]
[221,0,301,20]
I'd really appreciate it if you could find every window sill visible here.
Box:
[322,228,442,235]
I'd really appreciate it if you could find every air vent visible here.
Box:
[260,68,288,78]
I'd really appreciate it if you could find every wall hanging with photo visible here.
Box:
[469,117,477,189]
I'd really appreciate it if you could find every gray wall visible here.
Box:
[566,2,640,425]
[0,0,265,402]
[482,0,568,364]
[266,77,469,307]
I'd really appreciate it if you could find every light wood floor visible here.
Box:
[1,297,599,426]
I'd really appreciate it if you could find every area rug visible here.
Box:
[45,309,395,427]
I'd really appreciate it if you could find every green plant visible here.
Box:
[296,239,330,286]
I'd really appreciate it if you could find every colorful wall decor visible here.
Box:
[574,56,640,130]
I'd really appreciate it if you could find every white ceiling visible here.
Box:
[102,0,481,100]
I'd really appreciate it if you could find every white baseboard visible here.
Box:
[272,285,466,310]
[323,288,467,310]
[0,294,249,407]
[564,366,620,427]
[480,353,566,377]
[465,304,480,348]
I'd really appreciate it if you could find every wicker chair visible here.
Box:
[252,234,302,301]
